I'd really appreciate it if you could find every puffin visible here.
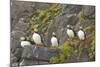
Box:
[66,25,75,39]
[20,37,31,47]
[77,27,86,59]
[32,29,43,46]
[51,32,59,47]
[19,37,31,66]
[77,27,86,41]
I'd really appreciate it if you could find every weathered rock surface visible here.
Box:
[22,45,59,60]
[18,45,59,66]
[61,4,82,14]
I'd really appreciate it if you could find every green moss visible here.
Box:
[88,36,95,60]
[58,42,73,57]
[82,24,95,60]
[25,4,61,41]
[50,57,59,64]
[50,42,74,63]
[77,11,83,21]
[59,54,65,62]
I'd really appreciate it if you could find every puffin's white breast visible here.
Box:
[77,30,85,40]
[66,29,74,38]
[21,41,31,47]
[32,33,42,45]
[51,37,58,47]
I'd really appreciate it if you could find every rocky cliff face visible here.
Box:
[11,1,95,67]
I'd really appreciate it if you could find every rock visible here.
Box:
[79,19,95,26]
[10,53,17,63]
[11,38,21,53]
[61,4,82,14]
[38,47,58,61]
[79,48,89,62]
[35,3,50,10]
[14,22,28,32]
[38,61,49,65]
[22,46,34,59]
[20,59,38,66]
[11,62,18,67]
[11,56,17,63]
[11,30,26,39]
[14,48,23,61]
[20,59,49,66]
[67,15,78,25]
[81,6,95,17]
[11,1,35,18]
[20,45,59,65]
[21,45,59,61]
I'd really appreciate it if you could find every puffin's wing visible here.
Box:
[30,34,35,44]
[57,38,60,46]
[73,30,76,37]
[84,30,86,40]
[29,40,35,45]
[40,34,46,46]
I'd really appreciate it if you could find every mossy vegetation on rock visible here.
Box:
[50,42,73,64]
